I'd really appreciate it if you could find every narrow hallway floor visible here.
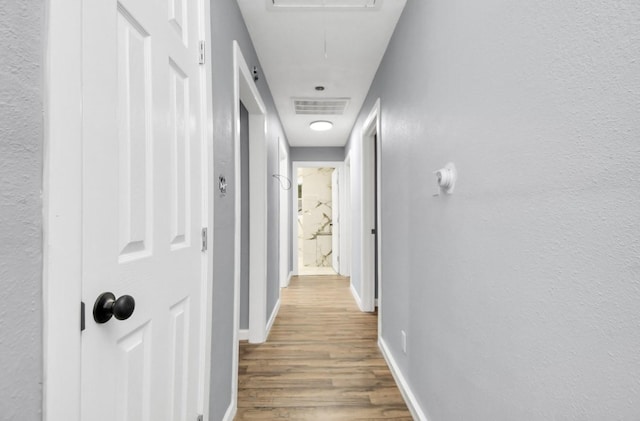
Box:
[235,275,412,420]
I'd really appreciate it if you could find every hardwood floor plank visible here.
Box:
[235,275,412,420]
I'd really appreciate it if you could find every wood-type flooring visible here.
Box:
[235,275,412,420]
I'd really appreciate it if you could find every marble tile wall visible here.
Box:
[297,167,334,268]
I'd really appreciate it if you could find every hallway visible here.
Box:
[236,275,411,420]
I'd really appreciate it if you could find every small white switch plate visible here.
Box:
[401,330,407,354]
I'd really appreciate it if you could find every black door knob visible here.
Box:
[93,292,136,324]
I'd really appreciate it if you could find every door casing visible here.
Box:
[230,40,271,417]
[291,161,345,276]
[278,139,291,288]
[42,1,216,419]
[360,99,382,327]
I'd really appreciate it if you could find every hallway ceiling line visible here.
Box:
[237,0,407,147]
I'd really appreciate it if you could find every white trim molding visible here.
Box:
[278,139,290,289]
[360,98,382,315]
[266,298,281,338]
[221,400,237,421]
[350,282,364,312]
[238,329,250,341]
[291,160,345,276]
[43,1,83,419]
[287,271,294,287]
[379,337,430,421]
[231,39,269,412]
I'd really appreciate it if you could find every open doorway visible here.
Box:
[297,167,336,275]
[292,161,344,276]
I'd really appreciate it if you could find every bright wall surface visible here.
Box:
[0,0,44,418]
[347,0,640,419]
[209,0,288,418]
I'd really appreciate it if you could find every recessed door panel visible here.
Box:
[168,0,187,45]
[116,323,152,421]
[117,6,153,260]
[169,298,190,421]
[168,60,190,249]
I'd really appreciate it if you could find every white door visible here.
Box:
[331,169,340,273]
[81,1,206,420]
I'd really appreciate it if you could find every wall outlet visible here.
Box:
[401,330,407,354]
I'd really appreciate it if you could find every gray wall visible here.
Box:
[209,1,288,419]
[290,146,344,162]
[347,0,640,419]
[0,1,44,419]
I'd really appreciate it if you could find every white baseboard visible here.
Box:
[287,270,293,287]
[350,282,364,312]
[238,329,249,341]
[266,298,281,338]
[239,299,280,343]
[221,400,236,421]
[378,337,429,421]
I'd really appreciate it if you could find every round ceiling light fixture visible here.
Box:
[309,120,333,131]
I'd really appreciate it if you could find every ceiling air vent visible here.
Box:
[272,0,377,9]
[293,98,350,115]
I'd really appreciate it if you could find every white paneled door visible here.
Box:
[81,0,207,420]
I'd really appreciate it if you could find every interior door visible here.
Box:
[331,168,340,273]
[81,1,206,420]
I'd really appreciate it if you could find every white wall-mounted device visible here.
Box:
[435,162,457,195]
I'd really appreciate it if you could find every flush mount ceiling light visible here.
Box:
[309,120,333,131]
[271,0,377,9]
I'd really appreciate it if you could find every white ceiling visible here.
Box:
[236,0,407,147]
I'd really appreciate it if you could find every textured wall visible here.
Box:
[347,0,640,419]
[0,1,44,419]
[209,1,288,419]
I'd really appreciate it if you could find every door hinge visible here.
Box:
[81,301,86,332]
[201,227,208,252]
[197,415,204,421]
[198,40,206,65]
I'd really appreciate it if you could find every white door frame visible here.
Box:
[42,1,215,419]
[341,153,352,277]
[291,161,345,276]
[278,139,291,288]
[331,168,341,273]
[231,41,269,413]
[360,99,382,315]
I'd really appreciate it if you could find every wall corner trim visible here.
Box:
[378,337,430,421]
[350,282,365,312]
[221,399,236,421]
[238,329,250,341]
[266,298,281,338]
